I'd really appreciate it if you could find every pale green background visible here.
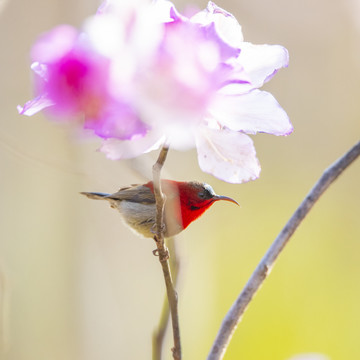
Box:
[0,0,359,359]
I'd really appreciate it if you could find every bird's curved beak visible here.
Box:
[213,195,239,206]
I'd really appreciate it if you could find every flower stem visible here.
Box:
[207,140,360,360]
[152,144,182,360]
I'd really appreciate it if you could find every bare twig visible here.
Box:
[152,237,180,360]
[208,140,360,360]
[152,144,182,360]
[125,150,181,360]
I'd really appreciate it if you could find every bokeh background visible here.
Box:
[1,0,360,359]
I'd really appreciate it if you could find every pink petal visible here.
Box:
[99,130,165,160]
[17,94,54,116]
[210,89,293,136]
[195,127,260,183]
[84,103,148,140]
[38,47,112,119]
[31,25,78,63]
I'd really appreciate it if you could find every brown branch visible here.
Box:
[152,144,182,360]
[207,140,360,360]
[125,148,180,360]
[152,237,180,360]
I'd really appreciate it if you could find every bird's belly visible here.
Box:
[116,202,156,238]
[115,201,183,238]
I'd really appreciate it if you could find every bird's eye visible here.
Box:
[197,183,216,200]
[198,188,213,200]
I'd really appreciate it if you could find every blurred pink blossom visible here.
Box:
[18,0,292,183]
[18,24,147,140]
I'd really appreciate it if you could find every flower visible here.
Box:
[18,23,148,140]
[19,0,292,183]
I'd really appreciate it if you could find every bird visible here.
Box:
[81,180,238,238]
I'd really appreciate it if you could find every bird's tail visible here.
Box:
[80,192,110,200]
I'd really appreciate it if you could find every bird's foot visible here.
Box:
[151,223,166,237]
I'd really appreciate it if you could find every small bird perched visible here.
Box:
[81,180,238,238]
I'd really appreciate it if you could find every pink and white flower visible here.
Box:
[19,0,292,183]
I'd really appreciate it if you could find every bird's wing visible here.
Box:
[108,184,155,204]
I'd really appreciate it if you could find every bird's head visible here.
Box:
[163,180,239,230]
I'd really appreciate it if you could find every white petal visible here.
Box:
[87,1,163,60]
[17,94,55,116]
[163,124,196,151]
[191,2,244,48]
[196,127,260,183]
[84,14,126,58]
[237,42,289,89]
[31,62,48,80]
[151,0,182,23]
[100,131,165,160]
[210,90,293,136]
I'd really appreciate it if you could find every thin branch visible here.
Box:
[208,140,360,360]
[153,144,170,241]
[152,237,181,360]
[152,144,182,360]
[125,149,181,360]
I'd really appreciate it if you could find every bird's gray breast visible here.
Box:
[116,201,156,238]
[113,199,183,238]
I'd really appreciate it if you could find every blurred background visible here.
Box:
[0,0,359,359]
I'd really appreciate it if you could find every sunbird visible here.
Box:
[81,180,238,238]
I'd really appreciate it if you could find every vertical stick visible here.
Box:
[152,145,182,360]
[152,238,181,360]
